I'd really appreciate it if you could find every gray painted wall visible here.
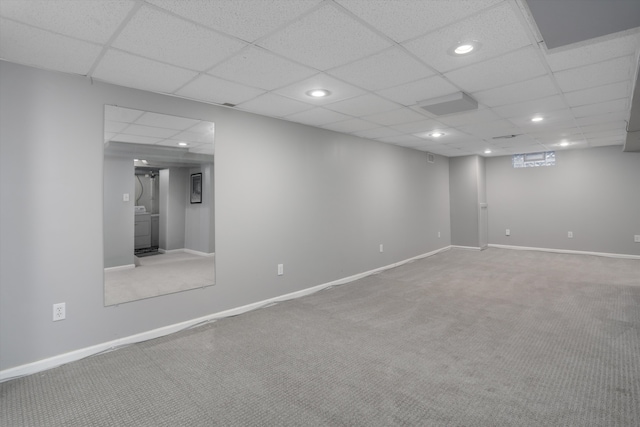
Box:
[165,167,188,251]
[103,155,134,268]
[449,156,481,248]
[185,165,214,254]
[486,146,640,255]
[0,61,450,371]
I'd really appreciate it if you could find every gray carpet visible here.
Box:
[2,248,639,426]
[104,252,215,306]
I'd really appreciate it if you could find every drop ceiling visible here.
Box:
[1,0,639,157]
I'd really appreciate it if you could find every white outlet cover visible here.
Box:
[634,235,640,243]
[53,303,66,321]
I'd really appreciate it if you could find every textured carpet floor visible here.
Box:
[2,248,639,426]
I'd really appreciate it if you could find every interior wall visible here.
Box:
[185,165,214,254]
[486,146,640,255]
[0,61,451,371]
[166,167,188,251]
[449,156,481,248]
[103,155,134,268]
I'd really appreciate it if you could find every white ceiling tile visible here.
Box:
[553,55,635,92]
[529,128,583,144]
[110,134,163,145]
[582,128,627,140]
[545,32,640,72]
[403,3,532,73]
[0,18,102,75]
[362,108,427,126]
[578,120,627,135]
[414,128,476,144]
[105,121,129,134]
[571,98,628,118]
[188,144,215,155]
[155,139,206,149]
[489,134,537,148]
[175,74,265,105]
[322,118,378,133]
[236,93,314,118]
[437,108,501,127]
[507,108,575,129]
[500,144,550,154]
[324,94,400,116]
[273,73,365,105]
[284,108,352,126]
[209,46,316,91]
[377,134,425,144]
[171,130,215,144]
[492,95,567,118]
[457,120,521,139]
[575,111,629,127]
[258,3,392,70]
[444,47,547,92]
[353,127,403,139]
[112,5,246,71]
[0,0,135,43]
[148,0,320,42]
[376,76,459,106]
[328,47,434,91]
[564,81,631,107]
[92,50,198,93]
[587,136,626,147]
[389,119,447,134]
[123,124,179,139]
[473,76,559,107]
[334,0,502,43]
[134,111,201,130]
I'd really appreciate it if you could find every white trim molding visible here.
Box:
[104,264,135,272]
[1,246,450,382]
[488,244,640,260]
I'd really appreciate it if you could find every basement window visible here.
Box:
[512,151,555,168]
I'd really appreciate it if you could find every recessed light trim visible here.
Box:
[448,40,481,56]
[559,141,570,147]
[531,116,544,122]
[429,132,445,138]
[484,149,492,154]
[306,89,331,98]
[178,142,188,146]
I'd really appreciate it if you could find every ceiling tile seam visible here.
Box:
[248,0,329,46]
[140,0,252,46]
[86,1,144,77]
[550,52,638,74]
[511,0,545,47]
[0,15,109,48]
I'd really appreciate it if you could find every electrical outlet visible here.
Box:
[568,231,573,238]
[379,244,384,253]
[123,193,129,202]
[53,303,66,321]
[634,235,640,243]
[277,264,283,276]
[438,231,441,238]
[505,229,510,236]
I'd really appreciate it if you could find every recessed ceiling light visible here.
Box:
[134,159,139,162]
[306,89,331,98]
[429,132,445,138]
[559,141,570,147]
[178,142,188,146]
[449,40,481,56]
[531,116,544,122]
[141,160,148,164]
[484,149,492,154]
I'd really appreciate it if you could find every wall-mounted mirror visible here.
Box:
[103,105,215,306]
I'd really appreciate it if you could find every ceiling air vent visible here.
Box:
[221,102,236,107]
[418,92,477,116]
[427,153,435,163]
[492,134,521,140]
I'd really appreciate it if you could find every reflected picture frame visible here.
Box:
[190,173,202,204]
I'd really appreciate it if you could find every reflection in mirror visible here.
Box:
[104,106,215,306]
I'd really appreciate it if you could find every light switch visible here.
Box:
[123,193,130,202]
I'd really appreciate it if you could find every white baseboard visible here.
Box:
[488,244,640,260]
[451,245,482,251]
[158,248,214,257]
[0,246,450,383]
[104,264,135,272]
